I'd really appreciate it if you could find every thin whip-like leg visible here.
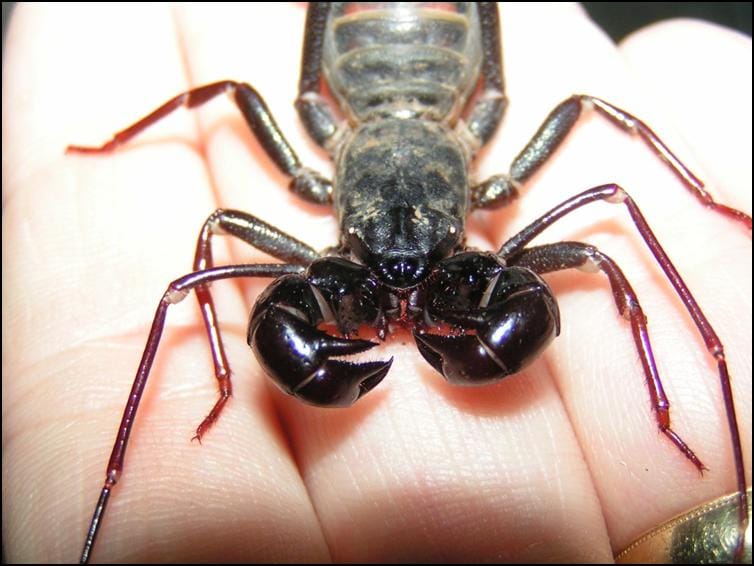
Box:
[511,242,704,468]
[190,209,318,440]
[472,95,752,230]
[79,263,304,564]
[66,80,333,204]
[499,184,748,559]
[66,83,327,437]
[65,68,335,565]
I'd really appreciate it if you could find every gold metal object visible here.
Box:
[615,488,752,563]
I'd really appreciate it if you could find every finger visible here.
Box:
[4,4,214,562]
[3,4,326,563]
[475,5,751,556]
[617,14,752,541]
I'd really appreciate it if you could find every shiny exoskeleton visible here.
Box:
[250,3,560,405]
[68,3,751,563]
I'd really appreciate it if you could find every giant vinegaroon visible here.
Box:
[63,3,751,562]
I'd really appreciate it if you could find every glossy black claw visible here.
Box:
[250,304,390,406]
[414,332,507,385]
[295,358,393,406]
[417,253,560,385]
[248,264,391,407]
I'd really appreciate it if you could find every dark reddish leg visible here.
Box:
[79,263,304,564]
[511,241,704,469]
[66,80,333,205]
[66,80,328,439]
[499,184,748,559]
[584,96,751,229]
[190,209,318,440]
[472,95,752,231]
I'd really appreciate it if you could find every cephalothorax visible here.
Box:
[67,3,750,562]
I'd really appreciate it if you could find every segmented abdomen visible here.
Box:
[323,2,483,124]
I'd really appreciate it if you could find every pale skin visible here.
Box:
[2,3,751,563]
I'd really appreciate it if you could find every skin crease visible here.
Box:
[2,3,751,563]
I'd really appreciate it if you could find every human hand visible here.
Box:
[3,3,750,562]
